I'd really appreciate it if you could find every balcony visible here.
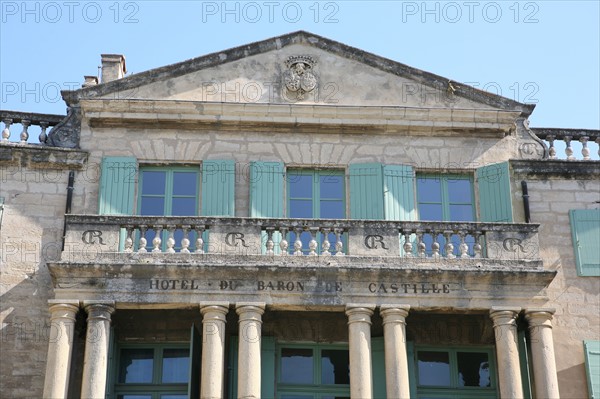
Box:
[61,214,541,267]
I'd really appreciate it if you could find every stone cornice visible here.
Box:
[510,159,600,179]
[80,99,520,137]
[0,142,88,169]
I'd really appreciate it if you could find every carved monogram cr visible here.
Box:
[82,230,104,244]
[225,232,250,248]
[365,235,388,250]
[283,55,318,100]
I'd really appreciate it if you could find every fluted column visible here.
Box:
[525,308,560,399]
[236,303,265,399]
[490,307,523,399]
[346,304,375,399]
[380,305,411,399]
[80,301,115,399]
[42,300,79,399]
[200,302,229,399]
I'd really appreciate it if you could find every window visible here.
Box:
[278,343,350,399]
[287,169,345,254]
[413,346,497,399]
[137,167,200,251]
[416,175,476,256]
[114,344,190,399]
[584,341,600,398]
[569,209,600,276]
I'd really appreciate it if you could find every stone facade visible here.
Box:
[1,31,598,398]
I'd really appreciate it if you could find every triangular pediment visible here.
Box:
[68,31,533,115]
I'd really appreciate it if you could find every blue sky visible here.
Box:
[1,0,599,131]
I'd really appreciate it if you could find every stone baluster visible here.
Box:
[39,121,49,144]
[265,228,275,255]
[308,228,318,256]
[444,231,455,259]
[279,228,289,255]
[458,232,469,258]
[402,231,413,257]
[431,231,441,259]
[194,226,205,254]
[181,225,191,253]
[123,225,134,252]
[564,135,574,160]
[20,119,30,143]
[334,229,345,256]
[321,228,331,256]
[1,118,11,141]
[152,225,163,252]
[416,231,426,258]
[580,136,590,160]
[546,135,556,159]
[138,225,148,253]
[293,227,303,256]
[166,225,176,253]
[473,231,483,258]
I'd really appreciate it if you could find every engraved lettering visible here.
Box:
[225,232,250,248]
[503,238,525,252]
[364,234,388,250]
[82,230,104,245]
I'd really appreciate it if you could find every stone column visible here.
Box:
[525,308,560,399]
[380,305,411,399]
[346,304,375,399]
[490,307,523,399]
[80,301,115,399]
[200,302,229,399]
[42,300,79,399]
[236,303,265,399]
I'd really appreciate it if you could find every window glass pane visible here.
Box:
[290,199,313,218]
[118,348,154,383]
[172,172,198,196]
[289,174,313,198]
[281,348,313,384]
[449,204,474,221]
[118,396,152,399]
[172,197,197,216]
[140,197,165,216]
[447,178,473,203]
[417,351,451,386]
[142,171,166,195]
[321,349,350,384]
[320,201,345,219]
[457,352,491,387]
[417,178,442,202]
[320,174,344,199]
[419,204,443,221]
[161,395,188,399]
[162,348,190,383]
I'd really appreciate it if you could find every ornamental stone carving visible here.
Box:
[283,55,318,100]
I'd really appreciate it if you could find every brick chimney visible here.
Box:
[100,54,126,83]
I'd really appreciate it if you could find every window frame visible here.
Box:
[413,345,498,399]
[277,342,351,399]
[137,166,201,217]
[112,342,191,399]
[416,173,476,222]
[569,209,600,276]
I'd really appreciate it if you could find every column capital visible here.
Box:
[83,301,115,321]
[201,302,229,322]
[380,305,410,323]
[346,304,375,325]
[236,302,265,321]
[524,308,556,328]
[489,307,521,327]
[48,301,80,321]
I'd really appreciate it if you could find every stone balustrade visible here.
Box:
[0,110,65,144]
[62,215,540,262]
[532,128,600,160]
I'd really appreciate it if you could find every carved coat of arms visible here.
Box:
[283,55,318,100]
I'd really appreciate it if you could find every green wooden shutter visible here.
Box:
[98,156,137,215]
[349,163,384,219]
[407,341,417,399]
[250,162,284,254]
[261,336,276,399]
[202,160,235,216]
[570,209,600,276]
[585,341,600,399]
[372,336,386,399]
[228,336,238,399]
[476,161,513,222]
[188,324,202,399]
[384,164,416,221]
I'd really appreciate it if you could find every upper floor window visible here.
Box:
[569,209,600,276]
[287,169,345,219]
[138,167,200,216]
[417,175,475,221]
